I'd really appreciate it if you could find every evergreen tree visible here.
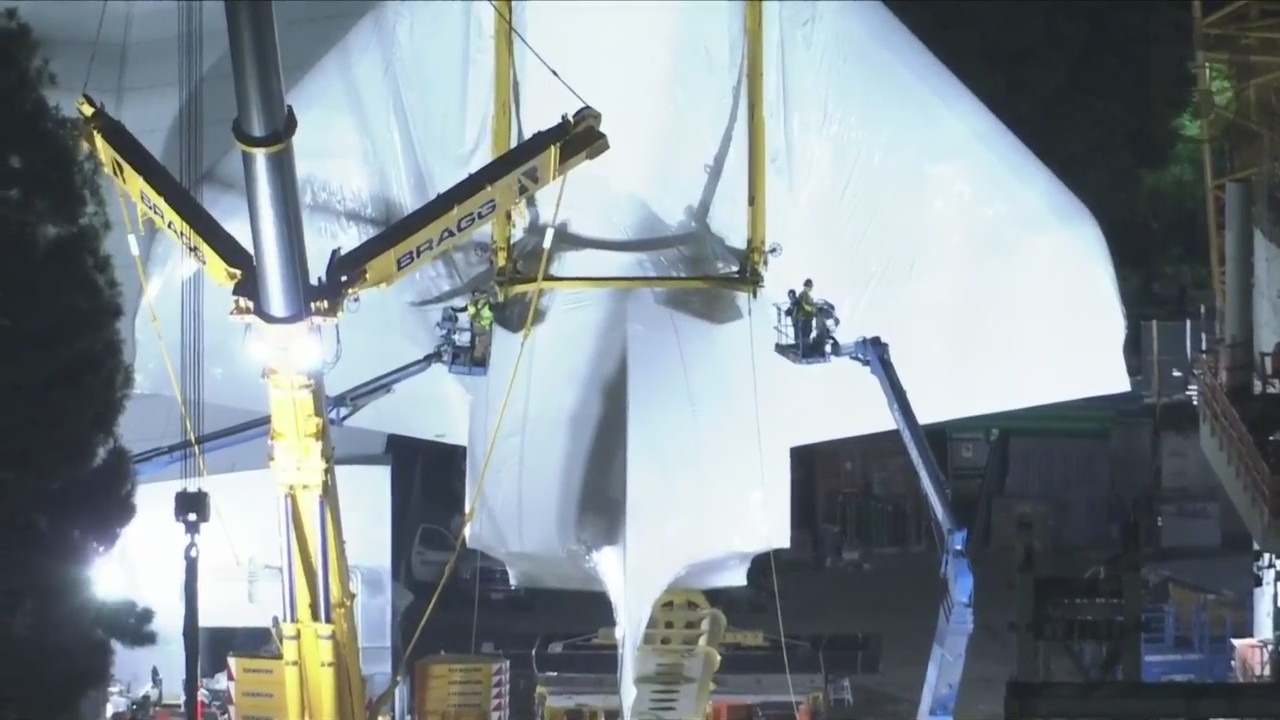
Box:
[0,8,155,718]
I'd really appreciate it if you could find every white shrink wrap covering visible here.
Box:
[463,2,1128,714]
[32,0,1127,458]
[25,0,1130,715]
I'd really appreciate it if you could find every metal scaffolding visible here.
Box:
[1193,0,1280,321]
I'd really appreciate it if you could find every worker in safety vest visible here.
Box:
[466,290,495,365]
[784,288,800,347]
[796,278,817,357]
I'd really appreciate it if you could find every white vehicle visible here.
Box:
[407,522,529,607]
[409,524,456,586]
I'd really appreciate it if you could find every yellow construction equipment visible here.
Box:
[414,655,511,719]
[80,0,783,717]
[76,2,608,716]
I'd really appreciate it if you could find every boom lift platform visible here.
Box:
[435,308,487,377]
[76,3,610,718]
[131,351,446,478]
[773,314,974,720]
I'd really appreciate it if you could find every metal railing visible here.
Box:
[1197,356,1280,516]
[773,302,798,346]
[1140,602,1236,682]
[772,299,839,347]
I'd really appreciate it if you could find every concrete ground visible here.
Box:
[404,548,1113,719]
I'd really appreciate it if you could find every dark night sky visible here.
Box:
[891,1,1204,315]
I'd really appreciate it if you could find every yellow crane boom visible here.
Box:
[77,29,608,717]
[78,94,608,317]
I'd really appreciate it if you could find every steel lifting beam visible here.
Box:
[498,274,767,296]
[224,2,363,717]
[490,0,771,299]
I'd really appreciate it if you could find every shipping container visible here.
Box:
[971,431,1011,546]
[1108,417,1153,504]
[1003,434,1115,549]
[837,491,927,553]
[947,430,991,475]
[787,528,815,561]
[812,432,927,554]
[812,439,848,527]
[1158,500,1223,548]
[1004,434,1112,497]
[1160,429,1219,496]
[791,445,817,533]
[987,495,1055,551]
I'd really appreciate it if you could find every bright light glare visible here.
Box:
[246,324,324,373]
[90,554,128,600]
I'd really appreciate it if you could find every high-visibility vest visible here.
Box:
[797,290,816,317]
[467,298,494,329]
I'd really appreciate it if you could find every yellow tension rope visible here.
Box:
[115,191,241,567]
[371,175,571,719]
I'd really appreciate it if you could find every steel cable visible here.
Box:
[177,7,207,715]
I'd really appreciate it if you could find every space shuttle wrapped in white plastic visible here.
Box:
[95,0,1129,715]
[461,1,1129,715]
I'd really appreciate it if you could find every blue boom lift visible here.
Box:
[131,314,482,478]
[775,308,974,720]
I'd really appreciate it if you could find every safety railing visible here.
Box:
[772,300,839,345]
[1139,606,1235,682]
[1197,356,1280,517]
[773,303,797,346]
[1232,637,1275,682]
[1142,602,1235,654]
[437,308,476,346]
